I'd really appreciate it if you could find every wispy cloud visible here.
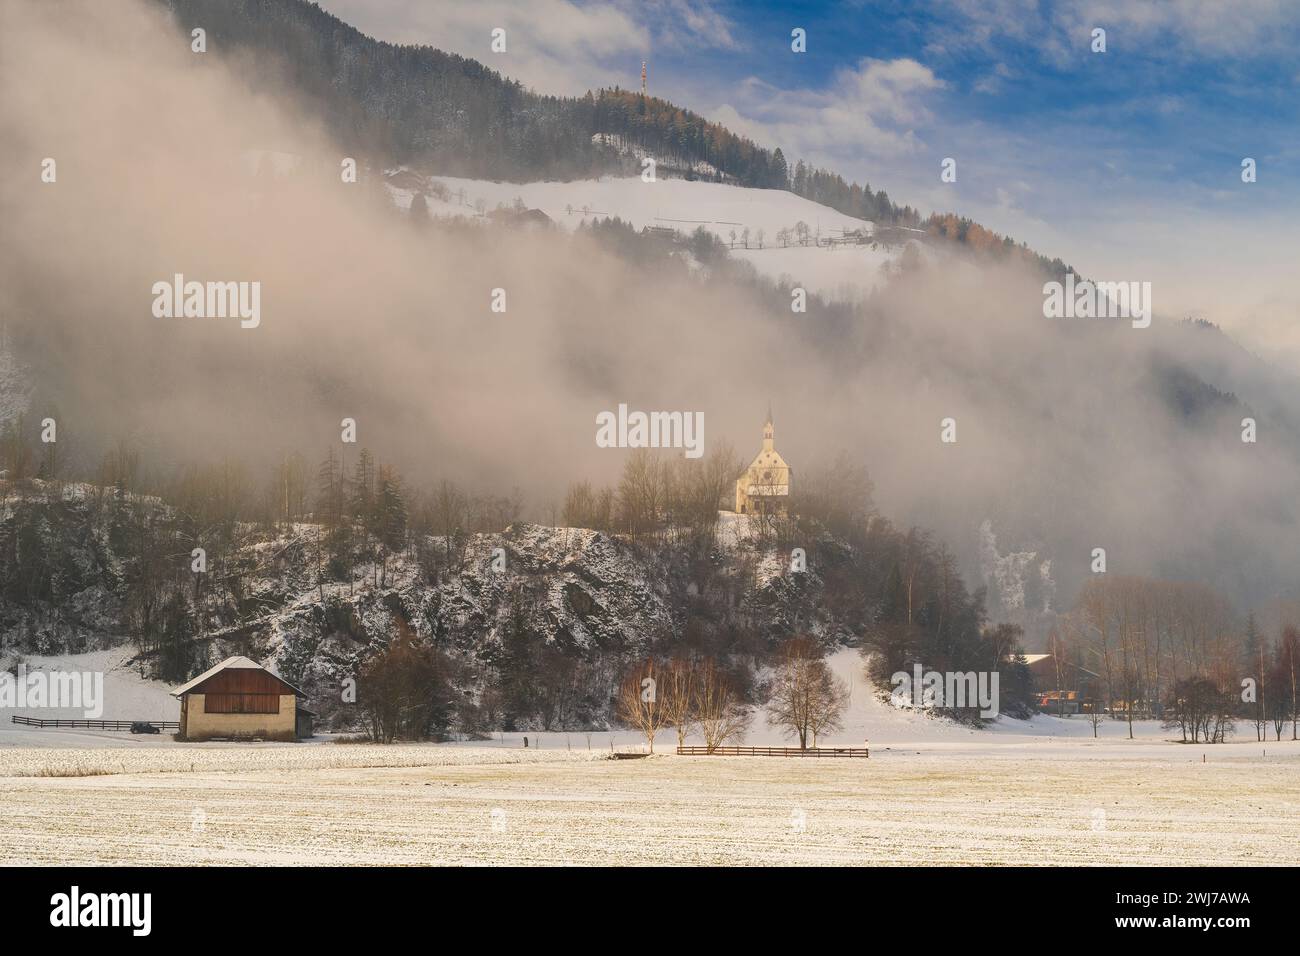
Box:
[648,0,741,52]
[711,57,943,162]
[935,0,1300,64]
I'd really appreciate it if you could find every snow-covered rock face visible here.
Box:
[0,484,129,654]
[1,485,858,729]
[0,485,668,667]
[406,523,675,657]
[977,519,1056,634]
[213,521,684,712]
[0,337,33,430]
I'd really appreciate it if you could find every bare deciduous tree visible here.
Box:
[616,449,665,540]
[696,658,751,752]
[808,666,849,747]
[357,621,450,743]
[1087,697,1104,738]
[616,658,668,752]
[766,637,848,749]
[659,657,697,750]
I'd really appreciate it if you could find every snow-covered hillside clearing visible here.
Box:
[388,173,922,300]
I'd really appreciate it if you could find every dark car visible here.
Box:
[129,722,161,734]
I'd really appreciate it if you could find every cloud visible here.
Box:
[1075,0,1299,57]
[710,57,943,163]
[649,0,740,52]
[973,62,1014,95]
[937,0,1300,63]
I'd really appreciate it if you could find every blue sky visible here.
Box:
[317,0,1300,359]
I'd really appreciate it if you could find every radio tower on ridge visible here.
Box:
[641,60,647,96]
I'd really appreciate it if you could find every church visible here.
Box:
[734,408,792,515]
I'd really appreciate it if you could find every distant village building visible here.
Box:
[1025,652,1102,715]
[735,408,792,515]
[486,205,552,227]
[171,656,314,741]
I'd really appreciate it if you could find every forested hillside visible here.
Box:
[155,0,1066,275]
[0,440,1037,733]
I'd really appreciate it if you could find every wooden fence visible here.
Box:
[676,745,868,758]
[10,715,180,732]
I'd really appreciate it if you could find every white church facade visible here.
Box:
[734,409,792,516]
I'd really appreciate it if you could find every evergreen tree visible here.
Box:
[409,191,428,223]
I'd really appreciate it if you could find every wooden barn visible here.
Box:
[171,656,313,741]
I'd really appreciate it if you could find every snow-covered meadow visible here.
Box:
[389,173,915,300]
[0,743,610,779]
[3,650,1298,865]
[2,743,1296,866]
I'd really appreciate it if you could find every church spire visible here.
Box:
[762,404,774,452]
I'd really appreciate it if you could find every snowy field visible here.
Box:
[390,174,911,300]
[406,174,874,245]
[4,649,1298,865]
[2,745,1297,866]
[0,743,608,778]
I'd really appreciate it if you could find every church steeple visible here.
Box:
[735,404,791,516]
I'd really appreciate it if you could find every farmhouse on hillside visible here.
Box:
[734,407,792,516]
[171,656,314,741]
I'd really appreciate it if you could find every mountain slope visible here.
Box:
[153,0,1065,274]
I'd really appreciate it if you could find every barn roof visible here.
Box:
[170,656,305,698]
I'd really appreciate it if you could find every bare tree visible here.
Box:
[1283,626,1299,740]
[696,659,751,752]
[616,659,668,753]
[766,637,848,749]
[807,666,849,747]
[357,622,449,743]
[430,478,467,566]
[662,441,739,551]
[1048,627,1068,717]
[563,479,613,531]
[659,657,697,750]
[1087,697,1104,738]
[616,449,666,540]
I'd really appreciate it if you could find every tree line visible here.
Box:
[614,636,850,751]
[1049,575,1299,742]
